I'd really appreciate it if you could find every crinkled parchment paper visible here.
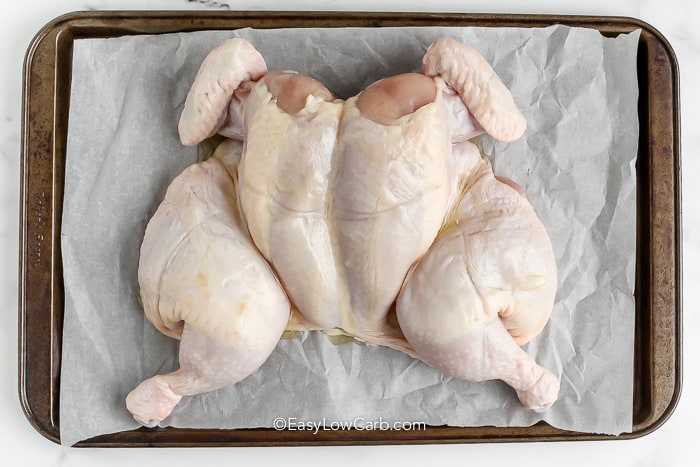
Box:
[60,25,640,446]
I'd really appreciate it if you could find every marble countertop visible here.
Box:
[1,0,695,465]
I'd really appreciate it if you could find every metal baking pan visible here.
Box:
[18,11,681,446]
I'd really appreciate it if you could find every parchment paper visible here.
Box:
[60,26,640,446]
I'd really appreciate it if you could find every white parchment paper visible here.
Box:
[60,26,640,446]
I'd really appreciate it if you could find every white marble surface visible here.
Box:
[0,0,695,465]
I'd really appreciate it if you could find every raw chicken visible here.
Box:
[127,139,290,426]
[334,74,467,337]
[234,72,348,331]
[396,149,559,410]
[396,38,559,410]
[177,39,474,352]
[127,36,559,424]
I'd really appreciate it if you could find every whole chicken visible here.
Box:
[127,36,559,424]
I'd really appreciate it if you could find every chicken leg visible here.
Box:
[128,140,291,425]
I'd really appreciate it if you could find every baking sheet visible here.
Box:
[59,25,640,446]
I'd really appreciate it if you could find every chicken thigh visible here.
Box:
[127,140,291,426]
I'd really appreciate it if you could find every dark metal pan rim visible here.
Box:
[18,10,682,446]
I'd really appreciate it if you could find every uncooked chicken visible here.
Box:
[395,37,559,410]
[128,36,559,424]
[127,140,291,426]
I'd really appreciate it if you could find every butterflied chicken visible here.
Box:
[127,36,559,424]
